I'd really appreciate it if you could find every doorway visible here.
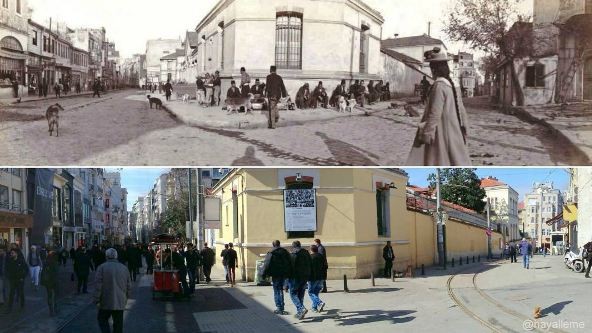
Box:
[584,57,592,100]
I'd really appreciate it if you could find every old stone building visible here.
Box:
[186,0,384,98]
[145,38,182,84]
[0,0,30,98]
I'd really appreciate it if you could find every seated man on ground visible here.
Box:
[311,81,328,109]
[295,83,311,110]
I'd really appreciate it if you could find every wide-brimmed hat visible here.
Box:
[424,47,452,62]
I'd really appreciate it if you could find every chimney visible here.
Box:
[428,21,431,36]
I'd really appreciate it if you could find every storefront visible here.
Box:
[0,36,27,98]
[0,210,33,250]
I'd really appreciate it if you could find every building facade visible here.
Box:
[0,0,30,98]
[187,0,384,99]
[145,38,182,84]
[453,52,477,97]
[0,168,31,254]
[481,176,521,242]
[210,168,503,281]
[524,182,564,250]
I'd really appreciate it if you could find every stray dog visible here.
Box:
[338,96,357,113]
[533,306,542,319]
[46,103,63,137]
[225,93,254,113]
[182,94,190,104]
[147,95,162,109]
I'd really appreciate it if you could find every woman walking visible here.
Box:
[406,47,470,166]
[41,247,59,316]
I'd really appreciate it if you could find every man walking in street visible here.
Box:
[314,239,328,293]
[75,246,92,294]
[93,79,102,98]
[289,240,312,320]
[308,245,327,313]
[3,248,28,314]
[41,246,60,316]
[94,248,131,333]
[263,240,292,315]
[224,243,238,287]
[184,243,201,293]
[213,71,222,106]
[383,241,395,278]
[164,80,173,101]
[200,243,215,283]
[265,65,287,129]
[509,242,517,263]
[172,246,189,296]
[28,245,42,291]
[520,238,531,269]
[220,244,229,283]
[127,244,141,282]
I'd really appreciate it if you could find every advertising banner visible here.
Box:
[284,189,317,232]
[31,169,55,245]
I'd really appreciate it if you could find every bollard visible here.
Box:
[478,255,481,262]
[473,256,475,263]
[343,274,349,292]
[459,257,463,266]
[421,264,425,276]
[452,258,455,267]
[466,256,469,265]
[392,269,396,282]
[371,272,375,287]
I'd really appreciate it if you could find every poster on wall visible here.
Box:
[284,189,317,232]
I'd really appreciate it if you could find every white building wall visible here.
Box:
[576,168,592,248]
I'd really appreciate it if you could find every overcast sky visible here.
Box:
[28,0,533,58]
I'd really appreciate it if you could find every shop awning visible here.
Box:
[0,49,27,60]
[546,212,566,229]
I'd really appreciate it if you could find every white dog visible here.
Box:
[338,96,357,113]
[182,93,190,104]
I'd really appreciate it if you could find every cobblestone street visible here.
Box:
[0,92,586,166]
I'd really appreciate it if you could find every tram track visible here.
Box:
[447,264,569,333]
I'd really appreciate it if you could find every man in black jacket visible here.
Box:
[184,244,201,293]
[220,244,229,283]
[308,245,326,313]
[265,66,287,129]
[3,248,28,314]
[314,239,328,293]
[584,241,592,278]
[200,243,215,283]
[75,246,92,294]
[224,243,238,287]
[289,240,312,320]
[263,240,292,315]
[172,246,189,296]
[383,241,395,278]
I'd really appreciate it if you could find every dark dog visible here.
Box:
[147,95,163,109]
[46,103,63,137]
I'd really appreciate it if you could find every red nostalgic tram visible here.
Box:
[150,234,186,300]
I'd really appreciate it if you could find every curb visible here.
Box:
[2,89,128,106]
[511,106,591,164]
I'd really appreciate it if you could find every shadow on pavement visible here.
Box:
[335,309,416,326]
[347,287,401,294]
[540,301,573,317]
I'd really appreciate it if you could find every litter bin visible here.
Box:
[255,259,271,286]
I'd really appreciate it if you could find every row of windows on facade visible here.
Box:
[0,186,22,211]
[490,197,519,216]
[2,0,22,14]
[30,33,90,67]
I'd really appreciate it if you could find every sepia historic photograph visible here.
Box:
[0,0,589,166]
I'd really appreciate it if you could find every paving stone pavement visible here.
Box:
[0,92,581,166]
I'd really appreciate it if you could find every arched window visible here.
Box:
[0,36,24,52]
[275,12,302,70]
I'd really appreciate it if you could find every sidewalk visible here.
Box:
[0,91,96,106]
[514,102,592,163]
[135,92,408,129]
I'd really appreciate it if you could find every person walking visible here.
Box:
[406,47,470,166]
[54,81,62,98]
[0,246,6,307]
[28,245,42,291]
[41,247,59,316]
[127,244,140,282]
[184,244,201,293]
[3,248,28,314]
[164,80,173,101]
[220,244,229,283]
[75,246,92,294]
[584,240,592,278]
[196,76,205,106]
[145,247,155,275]
[289,240,312,320]
[224,243,238,287]
[265,65,287,129]
[383,241,395,278]
[172,246,189,296]
[60,247,68,266]
[308,245,327,313]
[93,79,102,98]
[519,238,531,269]
[509,242,517,263]
[262,240,292,315]
[314,239,328,293]
[94,248,131,333]
[200,243,215,283]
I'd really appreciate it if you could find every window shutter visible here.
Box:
[376,190,383,236]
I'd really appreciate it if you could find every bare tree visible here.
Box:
[444,0,532,106]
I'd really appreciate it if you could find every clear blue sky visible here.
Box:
[404,168,570,203]
[106,168,169,209]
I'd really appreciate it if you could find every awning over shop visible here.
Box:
[0,211,33,229]
[0,49,28,60]
[546,212,566,229]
